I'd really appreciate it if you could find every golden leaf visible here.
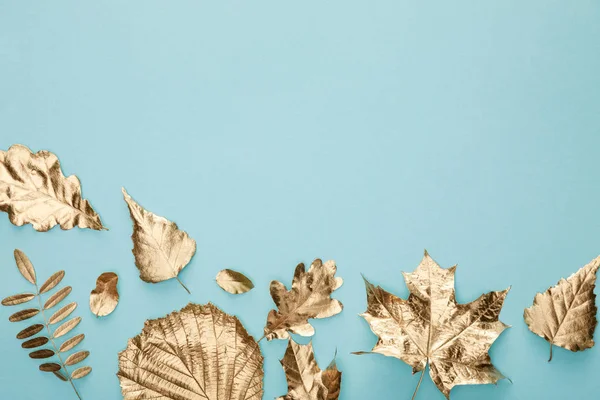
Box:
[524,255,600,361]
[0,144,105,231]
[72,366,92,380]
[39,271,65,294]
[118,302,264,400]
[60,334,85,353]
[29,349,55,359]
[65,351,90,366]
[53,317,81,339]
[48,302,77,325]
[1,293,36,306]
[22,336,49,349]
[44,286,72,309]
[89,272,119,317]
[17,324,44,339]
[122,188,196,293]
[9,308,39,322]
[216,269,255,294]
[40,363,62,372]
[277,339,342,400]
[264,259,343,341]
[14,249,36,284]
[356,251,509,399]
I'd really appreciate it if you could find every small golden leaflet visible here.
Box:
[0,144,105,231]
[89,272,119,317]
[524,255,600,362]
[277,339,342,400]
[356,250,510,399]
[216,269,254,294]
[122,188,196,293]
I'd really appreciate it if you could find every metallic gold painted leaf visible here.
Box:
[356,251,509,399]
[117,302,264,400]
[22,336,49,349]
[71,366,92,380]
[48,302,77,324]
[44,286,72,309]
[89,272,119,317]
[0,144,105,231]
[524,255,600,361]
[9,308,39,322]
[17,324,44,339]
[14,249,36,284]
[1,293,35,306]
[53,371,68,381]
[39,363,62,372]
[29,349,55,359]
[277,339,342,400]
[60,333,85,353]
[264,259,343,340]
[65,350,90,366]
[216,269,255,294]
[53,316,81,339]
[39,270,65,294]
[122,188,196,293]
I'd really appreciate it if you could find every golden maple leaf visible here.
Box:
[524,255,600,361]
[356,251,509,399]
[277,339,342,400]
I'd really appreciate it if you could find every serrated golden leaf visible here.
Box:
[524,255,600,361]
[0,144,105,231]
[89,272,119,317]
[216,269,254,294]
[122,188,196,293]
[1,293,36,306]
[39,270,65,294]
[44,286,72,310]
[277,339,342,400]
[60,334,85,353]
[117,302,264,400]
[356,251,509,399]
[264,259,343,340]
[14,249,36,284]
[53,316,81,339]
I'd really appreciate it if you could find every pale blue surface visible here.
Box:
[1,1,600,399]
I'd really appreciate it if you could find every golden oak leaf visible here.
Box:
[0,144,105,231]
[117,303,264,400]
[89,272,119,317]
[264,259,343,341]
[122,188,196,293]
[524,255,600,361]
[356,251,509,399]
[277,339,342,400]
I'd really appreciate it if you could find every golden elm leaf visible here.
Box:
[89,272,119,317]
[17,324,44,339]
[277,339,342,400]
[39,270,65,294]
[65,350,90,366]
[0,144,106,231]
[14,249,36,284]
[117,302,264,400]
[44,286,72,309]
[122,188,196,294]
[48,302,77,325]
[53,316,81,339]
[216,269,254,294]
[264,259,343,340]
[21,337,49,349]
[60,334,85,353]
[355,250,510,399]
[71,366,92,380]
[524,255,600,362]
[1,293,36,306]
[9,308,39,322]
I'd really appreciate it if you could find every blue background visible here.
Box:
[1,1,600,399]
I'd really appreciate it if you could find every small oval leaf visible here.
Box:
[17,324,44,339]
[65,350,89,366]
[48,302,77,325]
[14,249,36,285]
[39,271,65,294]
[39,363,62,372]
[22,336,49,349]
[29,349,55,359]
[9,308,39,322]
[53,371,68,381]
[90,272,119,317]
[53,317,81,339]
[59,334,85,353]
[216,269,255,294]
[71,366,92,380]
[44,286,72,310]
[1,293,36,306]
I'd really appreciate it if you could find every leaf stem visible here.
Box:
[411,363,427,400]
[35,284,82,400]
[548,343,553,363]
[176,277,191,294]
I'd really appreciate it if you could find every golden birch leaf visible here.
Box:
[0,144,105,231]
[216,269,255,294]
[524,255,600,361]
[39,270,65,294]
[14,249,36,284]
[1,293,36,306]
[89,272,119,317]
[122,188,196,293]
[117,302,264,400]
[264,259,343,340]
[356,251,510,399]
[277,339,342,400]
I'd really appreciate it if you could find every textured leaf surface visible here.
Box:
[122,188,196,292]
[357,251,509,399]
[17,324,44,339]
[60,334,85,353]
[39,271,65,294]
[89,272,119,317]
[264,259,343,340]
[277,340,342,400]
[22,337,49,349]
[65,350,90,366]
[118,302,264,400]
[48,302,77,324]
[1,293,35,306]
[39,363,62,372]
[72,366,92,380]
[216,269,255,294]
[29,349,55,359]
[0,144,105,231]
[44,286,72,309]
[9,308,39,322]
[53,317,81,338]
[14,249,36,284]
[524,255,600,360]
